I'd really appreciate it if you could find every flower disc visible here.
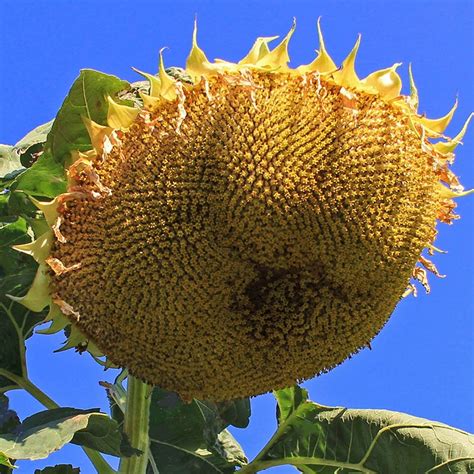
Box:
[49,68,445,400]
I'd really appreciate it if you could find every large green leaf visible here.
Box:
[0,217,44,392]
[12,151,66,198]
[46,69,129,166]
[241,386,474,473]
[1,120,52,193]
[0,146,21,178]
[216,398,251,430]
[13,120,53,168]
[6,70,129,201]
[34,465,80,474]
[147,388,248,473]
[275,384,309,423]
[0,395,20,436]
[0,395,19,472]
[13,121,53,153]
[0,408,124,462]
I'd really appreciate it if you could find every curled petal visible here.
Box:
[363,63,402,100]
[8,264,51,312]
[407,64,419,111]
[239,36,279,65]
[298,18,337,74]
[107,96,139,129]
[82,117,114,153]
[159,49,178,101]
[434,113,473,154]
[132,67,162,97]
[13,231,53,264]
[37,304,69,335]
[334,34,361,87]
[418,100,458,136]
[256,19,296,70]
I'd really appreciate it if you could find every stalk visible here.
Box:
[118,375,152,474]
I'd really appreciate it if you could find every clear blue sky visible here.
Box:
[1,1,473,472]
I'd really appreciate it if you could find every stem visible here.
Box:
[0,370,58,409]
[239,457,374,473]
[118,375,152,474]
[0,368,115,474]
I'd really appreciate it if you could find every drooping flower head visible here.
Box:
[13,20,472,401]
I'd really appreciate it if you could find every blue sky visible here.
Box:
[1,1,473,472]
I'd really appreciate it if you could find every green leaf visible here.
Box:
[147,388,247,473]
[0,395,19,471]
[243,386,474,474]
[0,216,30,275]
[4,191,38,222]
[12,151,66,198]
[13,120,53,168]
[0,408,123,461]
[13,121,53,154]
[6,70,128,201]
[214,430,247,467]
[0,146,21,179]
[216,398,251,429]
[1,120,52,188]
[0,216,44,392]
[69,409,129,457]
[275,384,308,423]
[34,465,80,474]
[46,69,129,165]
[0,395,20,435]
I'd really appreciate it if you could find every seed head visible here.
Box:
[14,20,472,401]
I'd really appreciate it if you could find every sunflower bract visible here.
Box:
[16,21,471,401]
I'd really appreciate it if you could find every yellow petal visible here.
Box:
[132,67,162,97]
[69,149,97,167]
[434,113,473,154]
[256,19,296,69]
[334,35,361,87]
[419,256,445,278]
[239,36,279,65]
[55,325,86,352]
[139,91,161,110]
[298,17,337,74]
[427,243,447,254]
[186,19,217,79]
[8,264,51,312]
[438,183,473,199]
[30,196,59,227]
[13,230,53,264]
[407,63,419,111]
[107,96,139,129]
[419,100,458,135]
[87,342,104,358]
[82,117,113,153]
[37,304,69,335]
[363,63,402,100]
[158,49,178,101]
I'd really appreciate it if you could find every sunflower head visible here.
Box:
[12,20,472,401]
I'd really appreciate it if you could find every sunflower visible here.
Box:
[12,20,472,401]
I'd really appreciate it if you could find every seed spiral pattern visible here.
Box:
[50,72,441,400]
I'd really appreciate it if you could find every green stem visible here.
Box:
[0,370,57,409]
[118,375,152,474]
[239,457,374,473]
[0,368,115,474]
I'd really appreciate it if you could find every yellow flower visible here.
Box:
[13,20,472,401]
